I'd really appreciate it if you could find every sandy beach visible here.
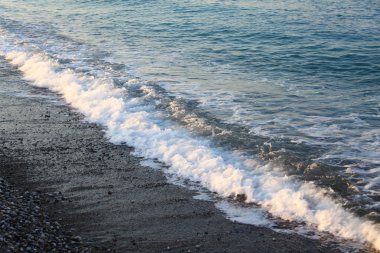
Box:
[0,59,345,253]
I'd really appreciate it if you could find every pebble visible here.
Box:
[0,177,90,252]
[72,236,82,242]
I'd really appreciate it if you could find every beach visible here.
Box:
[1,0,379,251]
[0,59,338,253]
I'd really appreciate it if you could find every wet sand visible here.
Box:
[0,59,339,252]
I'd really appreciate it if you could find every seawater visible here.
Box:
[0,0,379,250]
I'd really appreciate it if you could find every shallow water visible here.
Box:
[0,0,379,250]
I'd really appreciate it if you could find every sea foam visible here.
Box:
[1,48,379,250]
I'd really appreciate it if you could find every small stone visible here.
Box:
[72,236,82,242]
[272,237,276,241]
[195,244,201,249]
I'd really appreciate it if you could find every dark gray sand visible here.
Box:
[0,59,342,252]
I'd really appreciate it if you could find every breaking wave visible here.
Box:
[1,45,379,250]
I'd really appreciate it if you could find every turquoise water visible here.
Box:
[1,0,380,250]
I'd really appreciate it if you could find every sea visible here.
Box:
[0,0,379,251]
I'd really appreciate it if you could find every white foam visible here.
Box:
[215,200,273,227]
[140,159,163,170]
[192,192,211,201]
[1,48,380,251]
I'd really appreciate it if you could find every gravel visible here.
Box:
[0,176,91,253]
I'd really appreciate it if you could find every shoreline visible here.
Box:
[0,59,341,252]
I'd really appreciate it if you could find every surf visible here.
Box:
[0,44,379,250]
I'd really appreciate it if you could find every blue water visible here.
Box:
[0,0,380,250]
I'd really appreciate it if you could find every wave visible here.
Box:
[0,41,379,250]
